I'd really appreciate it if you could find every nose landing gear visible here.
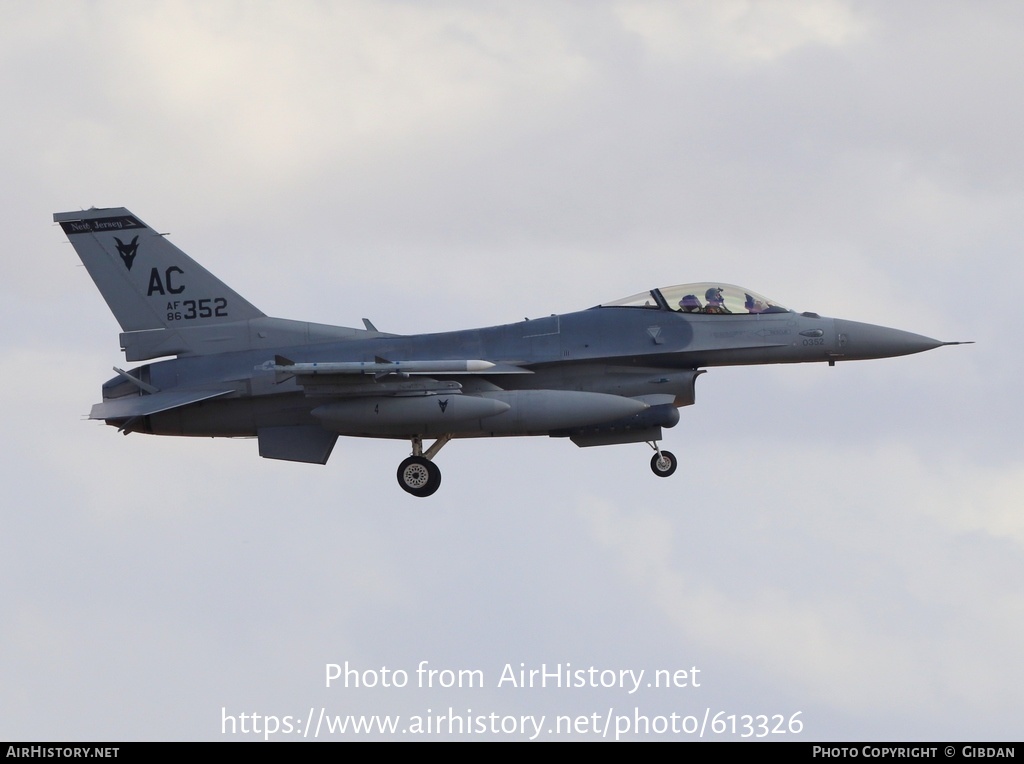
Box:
[648,442,677,477]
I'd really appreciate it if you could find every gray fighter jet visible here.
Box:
[56,207,967,496]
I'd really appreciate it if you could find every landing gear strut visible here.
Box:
[647,441,677,478]
[397,435,451,497]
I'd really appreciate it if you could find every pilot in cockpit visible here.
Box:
[678,294,702,313]
[704,287,731,314]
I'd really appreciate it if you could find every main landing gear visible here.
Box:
[397,456,441,497]
[397,435,451,497]
[648,441,677,478]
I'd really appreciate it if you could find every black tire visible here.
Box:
[650,450,677,478]
[397,456,442,497]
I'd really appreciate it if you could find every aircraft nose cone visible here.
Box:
[833,319,943,360]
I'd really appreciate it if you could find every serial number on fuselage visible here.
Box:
[165,298,228,321]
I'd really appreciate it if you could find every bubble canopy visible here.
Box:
[597,283,792,315]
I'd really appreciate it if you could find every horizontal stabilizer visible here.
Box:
[90,389,233,420]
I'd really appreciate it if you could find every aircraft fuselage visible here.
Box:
[116,305,939,441]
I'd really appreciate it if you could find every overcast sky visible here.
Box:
[2,0,1021,741]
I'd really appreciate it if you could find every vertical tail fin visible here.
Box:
[55,207,264,333]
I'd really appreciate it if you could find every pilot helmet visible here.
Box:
[705,287,724,303]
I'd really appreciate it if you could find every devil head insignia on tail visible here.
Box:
[114,236,139,270]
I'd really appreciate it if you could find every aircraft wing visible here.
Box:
[89,389,234,420]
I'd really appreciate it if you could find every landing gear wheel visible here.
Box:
[397,456,442,497]
[650,450,677,478]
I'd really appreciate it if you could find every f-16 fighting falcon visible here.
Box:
[55,208,968,496]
